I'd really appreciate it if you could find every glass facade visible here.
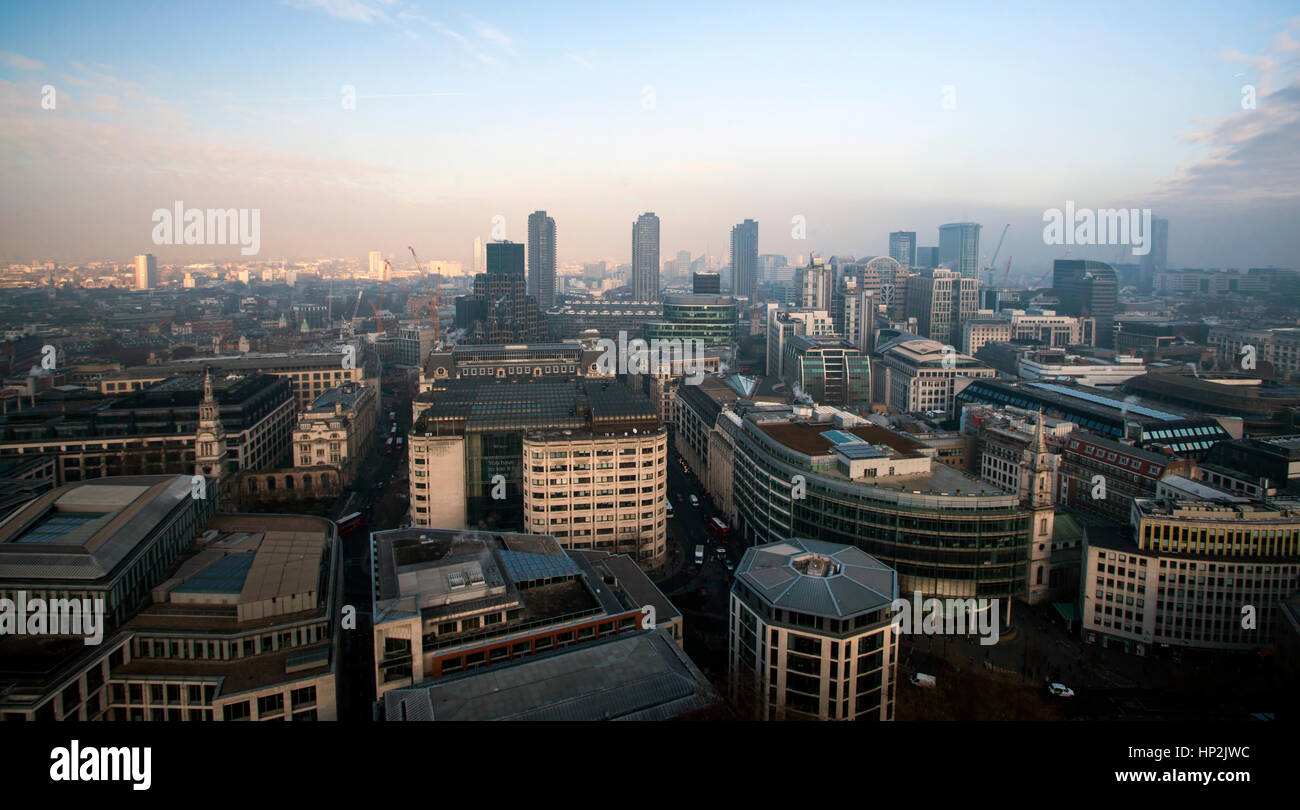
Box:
[732,427,1032,604]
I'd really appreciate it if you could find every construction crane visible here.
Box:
[408,245,440,332]
[1000,256,1014,286]
[983,224,1010,284]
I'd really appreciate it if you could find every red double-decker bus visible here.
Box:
[336,512,364,535]
[708,517,731,540]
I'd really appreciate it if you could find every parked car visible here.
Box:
[910,673,937,688]
[689,494,699,506]
[1047,683,1075,697]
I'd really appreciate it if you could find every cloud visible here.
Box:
[567,52,596,72]
[467,19,516,57]
[1156,25,1300,202]
[1,51,45,71]
[65,61,164,105]
[282,0,393,24]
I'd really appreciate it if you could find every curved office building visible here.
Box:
[643,294,738,345]
[729,406,1033,606]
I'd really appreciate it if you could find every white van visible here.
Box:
[910,673,937,688]
[694,545,705,565]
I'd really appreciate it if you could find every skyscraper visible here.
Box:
[1053,259,1118,348]
[368,250,384,280]
[527,210,557,310]
[730,219,759,300]
[938,222,981,278]
[888,231,917,268]
[796,257,833,310]
[904,267,978,346]
[473,237,483,273]
[1139,216,1169,294]
[676,250,692,277]
[461,241,546,343]
[134,254,157,290]
[915,247,939,270]
[632,212,661,302]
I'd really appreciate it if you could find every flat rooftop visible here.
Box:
[756,421,925,458]
[372,529,604,632]
[382,628,717,721]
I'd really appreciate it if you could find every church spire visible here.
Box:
[1033,408,1047,454]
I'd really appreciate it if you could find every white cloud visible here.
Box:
[282,0,392,24]
[1,51,45,71]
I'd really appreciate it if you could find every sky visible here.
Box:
[1,0,1298,278]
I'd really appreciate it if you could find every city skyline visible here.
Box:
[1,3,1298,269]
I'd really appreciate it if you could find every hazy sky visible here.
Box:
[2,1,1298,277]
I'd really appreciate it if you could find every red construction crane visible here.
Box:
[408,245,439,331]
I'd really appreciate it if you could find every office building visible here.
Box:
[838,277,878,353]
[100,348,374,412]
[962,309,1094,355]
[765,304,835,378]
[527,210,557,310]
[1138,216,1168,293]
[903,267,979,347]
[730,219,759,300]
[693,272,721,295]
[632,213,661,302]
[796,257,833,310]
[134,254,157,291]
[369,529,708,708]
[729,538,898,721]
[408,378,660,533]
[522,427,667,566]
[393,327,439,368]
[0,477,341,721]
[0,373,295,487]
[728,406,1037,609]
[889,231,917,268]
[460,241,547,344]
[938,222,981,278]
[975,345,1147,388]
[1053,259,1118,348]
[872,331,996,415]
[545,301,662,341]
[1197,435,1300,499]
[292,382,378,488]
[642,294,739,345]
[1057,431,1198,524]
[781,335,871,407]
[420,342,607,391]
[1082,493,1300,653]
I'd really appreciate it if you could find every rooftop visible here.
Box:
[381,628,717,721]
[735,537,897,620]
[0,476,199,583]
[756,421,925,458]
